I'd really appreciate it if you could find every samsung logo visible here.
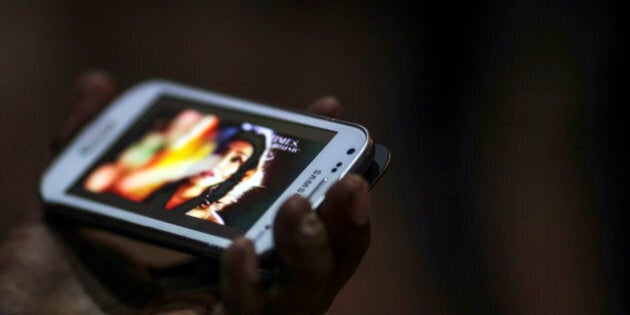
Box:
[297,169,322,194]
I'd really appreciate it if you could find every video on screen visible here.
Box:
[74,99,333,231]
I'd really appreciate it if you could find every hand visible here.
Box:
[217,176,370,315]
[0,71,371,315]
[0,71,128,314]
[216,96,370,313]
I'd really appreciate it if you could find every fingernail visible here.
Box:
[310,96,343,117]
[345,174,369,226]
[318,96,340,113]
[300,212,323,237]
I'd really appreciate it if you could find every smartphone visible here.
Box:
[40,80,386,258]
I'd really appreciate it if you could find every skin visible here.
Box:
[0,71,370,314]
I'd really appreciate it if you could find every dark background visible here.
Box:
[1,1,625,314]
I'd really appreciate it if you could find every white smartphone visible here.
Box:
[40,80,375,258]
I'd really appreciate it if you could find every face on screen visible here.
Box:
[73,98,334,233]
[82,108,273,226]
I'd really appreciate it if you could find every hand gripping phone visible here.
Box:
[40,81,390,258]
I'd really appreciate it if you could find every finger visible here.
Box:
[52,70,117,152]
[307,95,343,118]
[270,196,334,313]
[317,174,370,303]
[220,238,264,314]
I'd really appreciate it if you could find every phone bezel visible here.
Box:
[40,80,371,255]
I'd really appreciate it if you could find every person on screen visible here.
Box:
[166,125,274,224]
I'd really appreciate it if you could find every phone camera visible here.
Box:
[336,162,342,167]
[346,148,356,155]
[331,168,338,173]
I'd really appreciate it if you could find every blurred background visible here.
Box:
[0,1,625,314]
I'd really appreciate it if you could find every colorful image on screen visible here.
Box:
[71,96,335,234]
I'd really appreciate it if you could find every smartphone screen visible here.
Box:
[68,95,336,239]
